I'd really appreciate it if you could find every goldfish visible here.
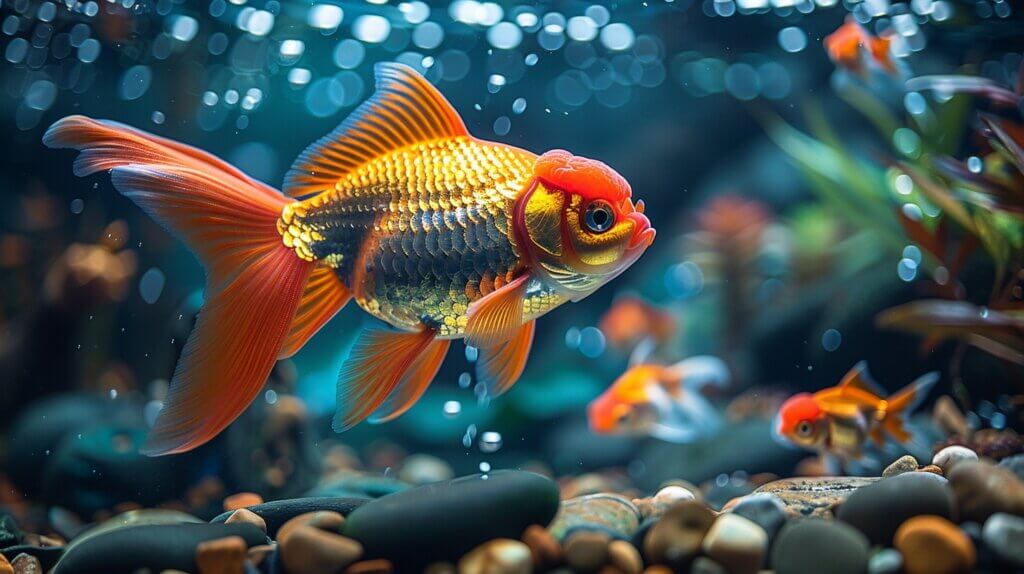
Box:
[45,63,654,455]
[588,356,728,443]
[598,295,677,354]
[824,19,896,75]
[776,362,938,464]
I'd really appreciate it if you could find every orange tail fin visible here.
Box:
[44,116,318,455]
[883,371,939,444]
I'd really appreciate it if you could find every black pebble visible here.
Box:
[209,496,369,537]
[836,472,955,545]
[771,519,869,574]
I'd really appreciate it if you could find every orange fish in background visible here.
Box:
[588,356,729,443]
[824,18,897,75]
[775,362,938,464]
[598,295,677,353]
[46,63,655,455]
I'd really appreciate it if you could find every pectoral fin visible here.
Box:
[476,320,535,398]
[464,274,530,348]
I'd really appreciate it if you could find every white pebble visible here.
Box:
[654,485,696,504]
[932,445,978,474]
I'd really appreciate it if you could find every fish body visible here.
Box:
[45,63,654,455]
[824,19,896,75]
[587,356,728,443]
[776,362,938,462]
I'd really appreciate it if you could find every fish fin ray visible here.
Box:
[476,320,535,398]
[284,63,468,199]
[464,274,530,348]
[369,338,450,423]
[278,265,351,359]
[838,361,886,397]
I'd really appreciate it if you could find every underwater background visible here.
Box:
[1,0,1024,572]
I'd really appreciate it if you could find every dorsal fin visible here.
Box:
[838,361,886,397]
[284,63,468,199]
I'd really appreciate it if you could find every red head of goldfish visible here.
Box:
[776,392,827,448]
[514,150,655,302]
[587,365,663,435]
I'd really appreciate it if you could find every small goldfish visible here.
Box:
[588,356,729,443]
[46,63,654,455]
[824,19,896,75]
[776,362,938,463]
[598,295,677,353]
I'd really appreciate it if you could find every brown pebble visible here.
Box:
[277,511,346,545]
[895,515,975,574]
[10,554,41,574]
[948,461,1024,522]
[882,455,919,478]
[917,465,943,476]
[344,559,394,574]
[223,492,263,512]
[225,508,267,532]
[522,524,562,568]
[458,539,532,574]
[196,535,246,574]
[280,524,363,574]
[424,562,456,574]
[607,540,642,574]
[247,544,274,567]
[564,530,611,572]
[0,554,11,574]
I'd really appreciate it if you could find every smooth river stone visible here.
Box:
[771,519,869,574]
[52,523,266,574]
[547,494,642,541]
[836,472,956,545]
[342,471,559,570]
[209,497,368,537]
[754,477,878,518]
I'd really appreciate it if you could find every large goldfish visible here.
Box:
[46,63,655,455]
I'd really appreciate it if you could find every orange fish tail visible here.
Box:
[43,116,344,455]
[881,371,939,444]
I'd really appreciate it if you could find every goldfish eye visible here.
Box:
[796,420,814,437]
[584,200,615,233]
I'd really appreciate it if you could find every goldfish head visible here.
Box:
[776,393,827,449]
[514,150,655,302]
[587,365,662,435]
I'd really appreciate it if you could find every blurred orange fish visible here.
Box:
[824,19,896,75]
[776,362,937,463]
[598,295,677,352]
[46,63,655,455]
[588,356,728,443]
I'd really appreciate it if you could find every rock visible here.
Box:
[982,512,1024,567]
[633,486,696,520]
[548,494,642,541]
[0,554,10,574]
[949,461,1024,522]
[999,454,1024,481]
[195,536,246,574]
[729,494,787,544]
[342,471,559,570]
[894,515,975,574]
[280,524,363,574]
[277,511,346,546]
[62,509,202,557]
[458,539,532,574]
[521,525,561,569]
[701,513,766,574]
[209,497,367,538]
[867,548,902,574]
[932,446,978,475]
[836,472,956,545]
[223,493,263,512]
[399,455,454,486]
[607,540,642,574]
[882,455,919,477]
[642,500,715,568]
[770,519,869,574]
[688,556,726,574]
[343,559,394,574]
[754,477,877,518]
[564,531,610,572]
[10,554,40,574]
[224,509,265,533]
[52,523,265,574]
[917,465,943,475]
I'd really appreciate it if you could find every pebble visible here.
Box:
[729,494,787,544]
[209,497,366,538]
[836,472,955,545]
[894,515,975,574]
[607,540,642,574]
[277,511,346,545]
[10,554,40,574]
[457,539,532,574]
[195,536,246,574]
[521,525,561,569]
[882,455,919,477]
[0,555,10,574]
[564,530,610,572]
[688,556,726,574]
[771,519,869,574]
[700,513,766,574]
[999,454,1024,481]
[917,465,943,475]
[932,446,978,475]
[642,500,715,568]
[754,477,877,518]
[279,524,364,574]
[947,461,1024,522]
[344,559,394,574]
[981,512,1024,567]
[548,494,642,541]
[633,486,696,520]
[246,544,274,568]
[224,509,266,533]
[223,492,263,512]
[867,548,902,574]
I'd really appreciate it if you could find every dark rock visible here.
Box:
[729,494,787,544]
[771,519,869,574]
[209,497,367,537]
[982,512,1024,568]
[948,461,1024,522]
[342,471,559,570]
[836,472,956,545]
[547,494,641,541]
[52,523,265,574]
[755,477,877,518]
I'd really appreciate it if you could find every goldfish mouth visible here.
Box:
[625,202,655,251]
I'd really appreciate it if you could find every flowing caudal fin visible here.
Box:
[333,326,438,432]
[279,264,350,359]
[476,320,535,398]
[369,338,450,423]
[45,116,313,455]
[884,371,940,445]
